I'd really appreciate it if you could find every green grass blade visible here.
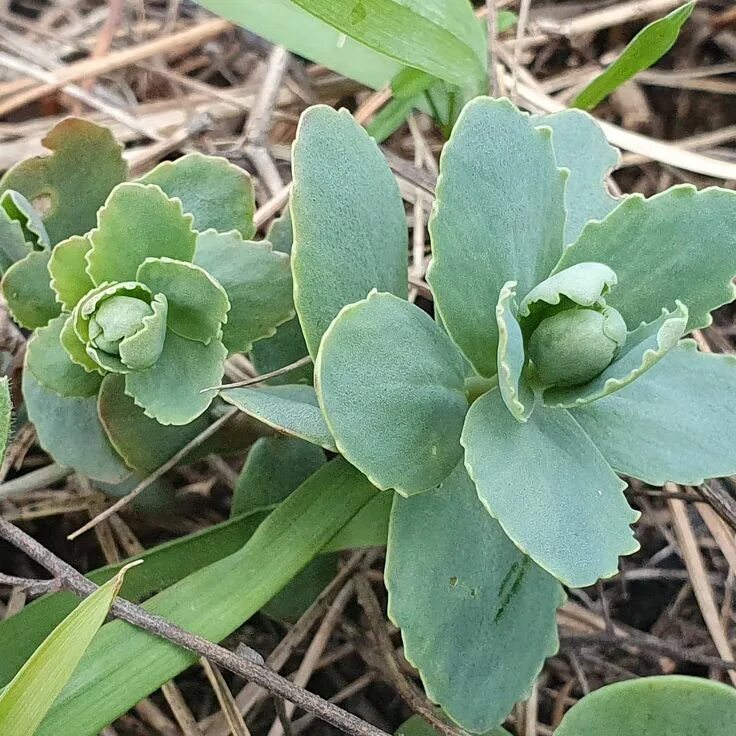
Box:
[0,487,391,690]
[289,0,486,87]
[35,458,379,736]
[573,2,694,110]
[0,510,268,687]
[0,563,134,736]
[194,0,401,89]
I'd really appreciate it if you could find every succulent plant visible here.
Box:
[222,98,736,731]
[1,119,295,483]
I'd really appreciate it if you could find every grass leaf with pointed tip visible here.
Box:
[33,458,378,735]
[0,563,135,736]
[573,2,695,110]
[281,0,485,88]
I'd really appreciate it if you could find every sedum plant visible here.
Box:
[223,98,736,731]
[0,119,294,484]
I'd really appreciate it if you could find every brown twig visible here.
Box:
[206,356,313,392]
[0,518,389,736]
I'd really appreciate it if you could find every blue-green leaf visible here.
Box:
[496,282,533,421]
[386,463,563,732]
[2,250,60,329]
[572,340,736,486]
[136,257,229,344]
[554,185,736,332]
[86,183,196,284]
[573,2,695,111]
[535,109,620,244]
[556,675,736,735]
[0,118,127,245]
[316,292,468,496]
[428,97,566,377]
[291,105,408,357]
[462,389,639,587]
[26,315,103,398]
[1,190,49,248]
[543,301,688,408]
[221,384,337,452]
[194,230,294,354]
[48,235,94,311]
[22,369,131,484]
[124,331,226,426]
[139,153,256,238]
[98,373,208,475]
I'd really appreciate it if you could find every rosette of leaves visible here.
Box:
[0,119,294,484]
[221,100,736,731]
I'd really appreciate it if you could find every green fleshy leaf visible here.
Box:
[386,463,564,733]
[518,262,617,332]
[0,565,131,736]
[572,341,736,486]
[556,675,736,735]
[136,257,229,344]
[544,302,688,408]
[125,331,226,425]
[572,2,695,111]
[27,315,103,398]
[496,281,534,421]
[316,292,468,496]
[291,105,408,357]
[233,435,325,516]
[250,212,313,385]
[2,250,61,329]
[533,110,620,245]
[0,196,33,274]
[428,97,567,377]
[221,384,337,452]
[396,715,511,736]
[60,315,101,373]
[86,183,196,284]
[73,282,153,374]
[139,152,256,238]
[462,389,639,587]
[117,294,168,371]
[251,317,313,386]
[98,374,207,474]
[48,235,95,310]
[265,210,294,255]
[2,190,49,249]
[194,230,294,353]
[554,185,736,331]
[0,118,127,244]
[22,369,130,484]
